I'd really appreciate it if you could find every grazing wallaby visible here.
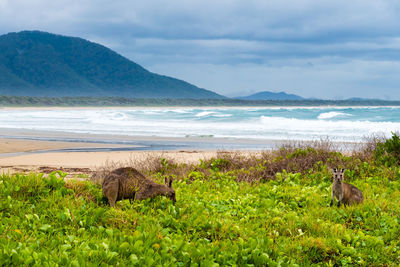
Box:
[330,168,363,207]
[102,167,176,207]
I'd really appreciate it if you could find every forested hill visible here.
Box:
[0,31,224,99]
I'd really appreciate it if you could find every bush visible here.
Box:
[374,132,400,166]
[383,132,400,161]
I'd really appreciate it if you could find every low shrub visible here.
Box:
[373,132,400,166]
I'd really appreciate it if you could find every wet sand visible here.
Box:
[0,138,134,154]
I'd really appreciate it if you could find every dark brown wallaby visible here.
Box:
[102,167,176,207]
[330,168,363,207]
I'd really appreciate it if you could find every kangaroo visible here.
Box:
[330,168,363,207]
[102,167,176,207]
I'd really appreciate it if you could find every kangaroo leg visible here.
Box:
[105,179,119,207]
[330,189,334,207]
[108,193,117,207]
[337,192,343,207]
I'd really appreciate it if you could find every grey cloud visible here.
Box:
[108,36,400,67]
[149,60,400,99]
[3,0,400,41]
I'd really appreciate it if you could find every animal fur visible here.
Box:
[330,168,363,207]
[102,167,176,207]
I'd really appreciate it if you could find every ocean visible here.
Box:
[0,106,399,144]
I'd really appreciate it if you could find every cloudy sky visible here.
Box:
[1,0,400,99]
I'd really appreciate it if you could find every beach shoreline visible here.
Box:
[0,135,224,174]
[0,127,360,175]
[0,127,294,151]
[0,129,268,173]
[0,104,370,174]
[0,106,396,145]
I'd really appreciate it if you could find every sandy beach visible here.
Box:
[0,136,225,175]
[0,141,219,168]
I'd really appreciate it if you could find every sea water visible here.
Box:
[0,106,399,142]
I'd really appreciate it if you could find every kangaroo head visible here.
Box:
[164,176,176,203]
[332,168,345,183]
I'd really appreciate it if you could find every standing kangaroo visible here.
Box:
[330,168,363,207]
[102,167,176,207]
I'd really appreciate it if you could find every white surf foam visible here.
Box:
[259,115,398,140]
[317,111,351,120]
[195,111,216,117]
[0,107,399,142]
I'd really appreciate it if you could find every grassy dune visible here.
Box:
[1,135,400,266]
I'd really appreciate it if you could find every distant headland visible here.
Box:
[0,31,224,99]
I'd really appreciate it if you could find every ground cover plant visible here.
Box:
[1,134,400,266]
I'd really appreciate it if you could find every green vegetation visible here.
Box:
[1,95,400,107]
[1,134,400,265]
[374,132,400,166]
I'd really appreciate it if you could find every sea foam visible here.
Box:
[0,107,399,142]
[317,111,351,120]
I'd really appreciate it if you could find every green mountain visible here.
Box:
[236,91,304,100]
[0,31,224,99]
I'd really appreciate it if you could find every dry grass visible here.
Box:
[91,136,394,184]
[91,152,181,184]
[200,139,341,182]
[351,133,387,162]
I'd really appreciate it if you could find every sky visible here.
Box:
[1,0,400,99]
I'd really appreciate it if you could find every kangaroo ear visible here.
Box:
[168,177,173,188]
[341,168,345,173]
[332,168,337,173]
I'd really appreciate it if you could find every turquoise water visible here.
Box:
[0,106,399,142]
